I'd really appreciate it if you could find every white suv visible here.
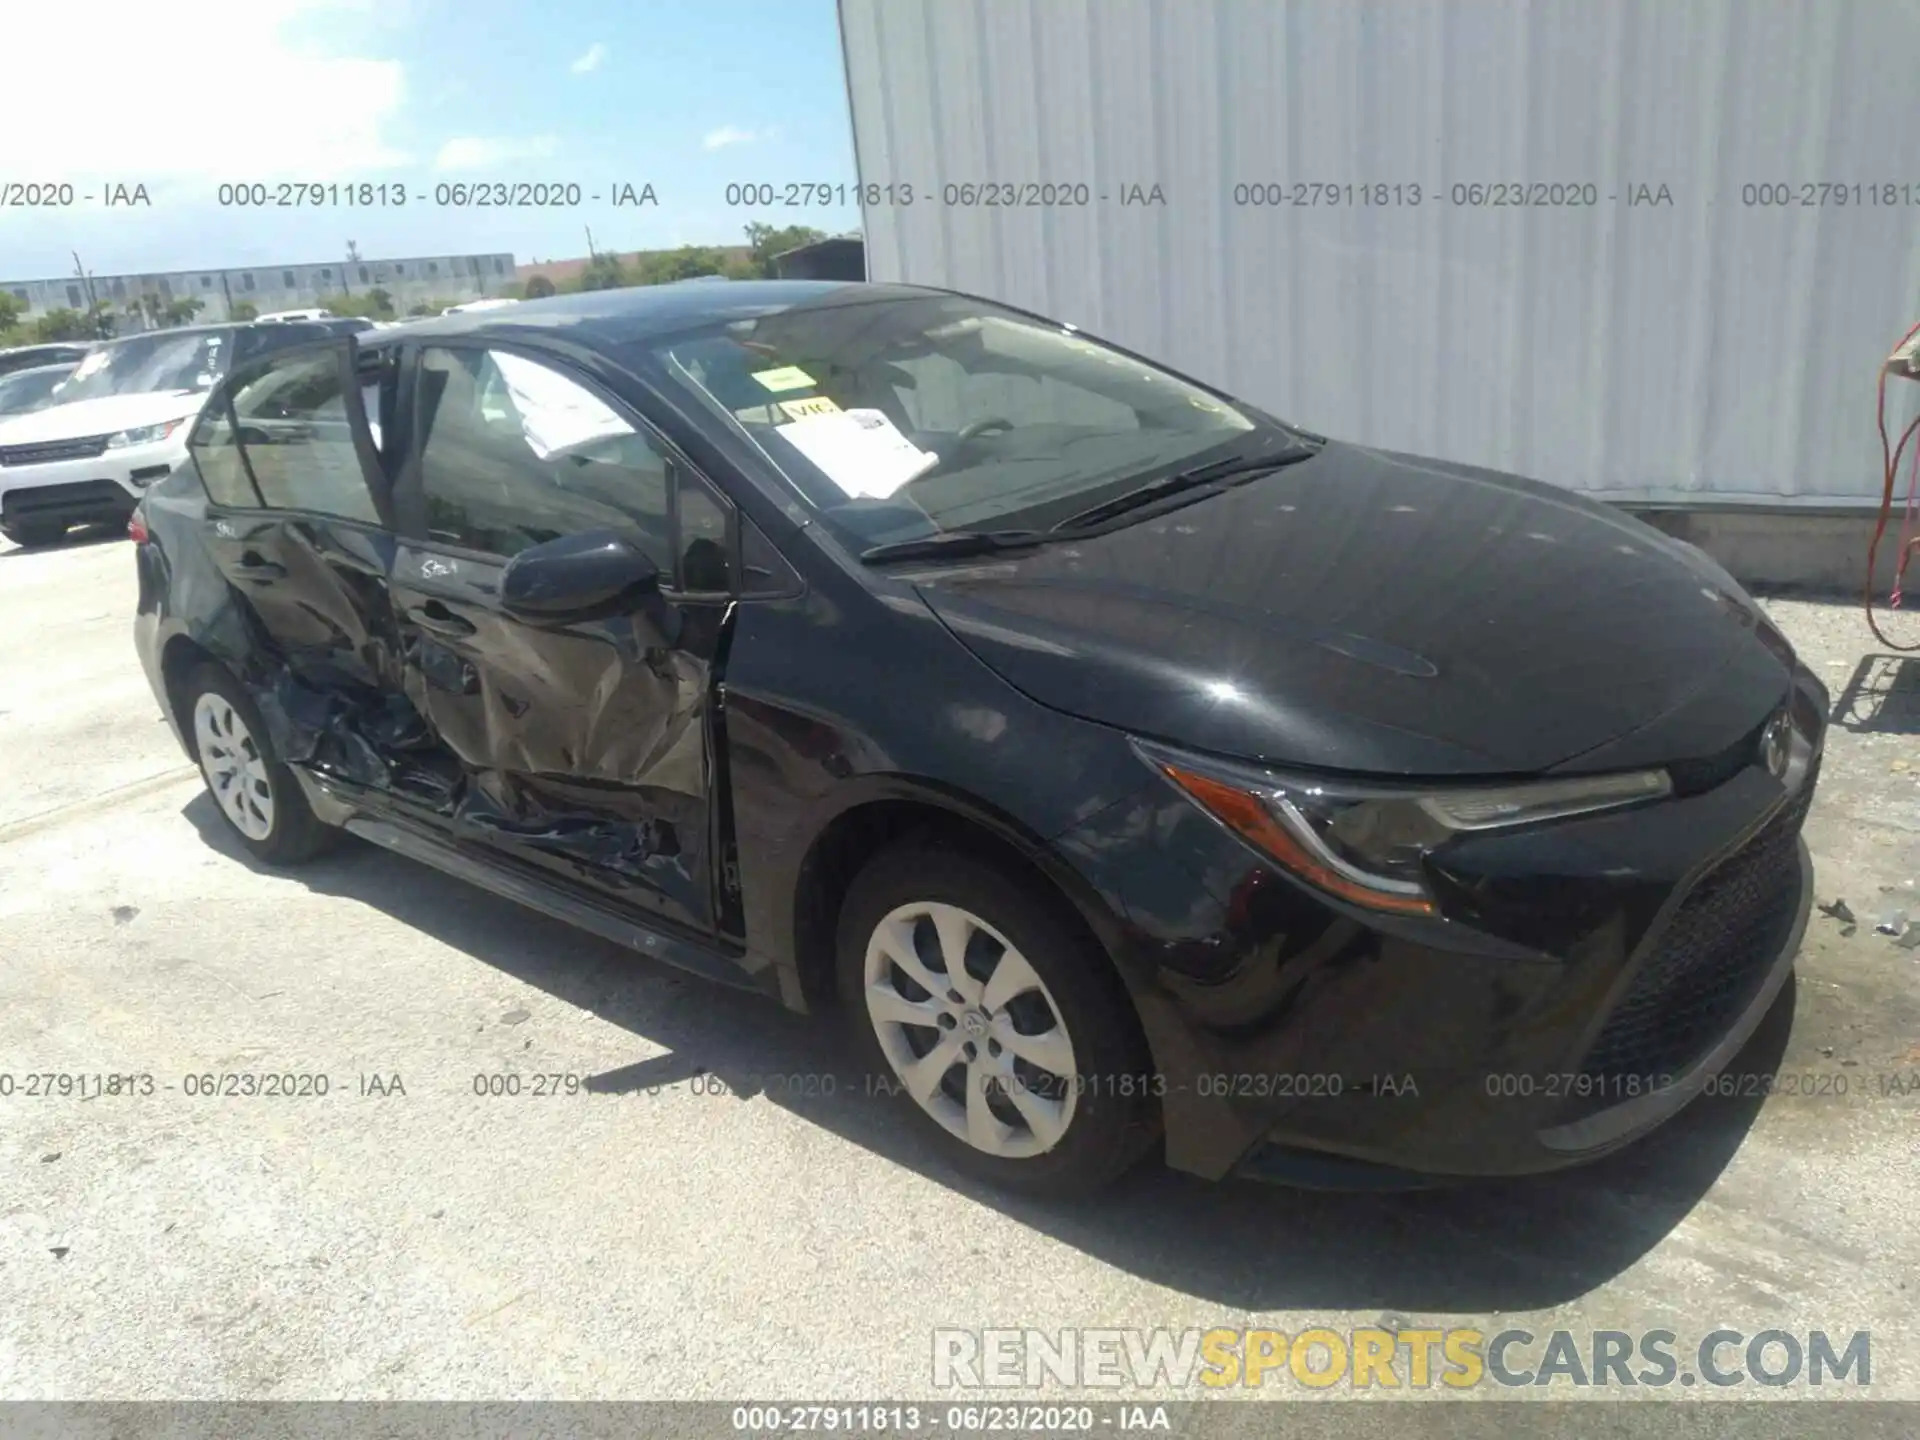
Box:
[0,321,337,547]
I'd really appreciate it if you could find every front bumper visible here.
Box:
[1050,670,1827,1185]
[0,439,185,531]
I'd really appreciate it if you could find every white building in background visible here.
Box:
[2,252,518,327]
[840,0,1920,511]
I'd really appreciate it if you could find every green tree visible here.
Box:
[165,296,205,327]
[230,300,259,321]
[32,308,90,342]
[84,301,118,338]
[743,222,828,277]
[522,273,557,299]
[637,245,729,284]
[574,253,630,292]
[328,288,394,320]
[0,290,23,333]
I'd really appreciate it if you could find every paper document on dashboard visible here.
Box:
[774,408,939,499]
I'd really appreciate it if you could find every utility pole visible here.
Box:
[71,252,106,336]
[70,252,97,310]
[220,272,235,321]
[584,225,597,260]
[344,240,360,297]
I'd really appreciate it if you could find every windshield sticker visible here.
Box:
[774,407,937,500]
[778,395,842,421]
[750,365,817,393]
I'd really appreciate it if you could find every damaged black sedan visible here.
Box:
[133,282,1825,1197]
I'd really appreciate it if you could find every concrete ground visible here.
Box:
[0,527,1915,1406]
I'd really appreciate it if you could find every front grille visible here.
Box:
[0,435,110,467]
[1568,765,1817,1114]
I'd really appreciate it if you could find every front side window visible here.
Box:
[414,347,672,564]
[187,400,258,509]
[678,471,733,592]
[644,293,1272,551]
[209,351,379,522]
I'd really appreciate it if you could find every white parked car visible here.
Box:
[0,321,341,547]
[440,298,521,314]
[253,308,336,324]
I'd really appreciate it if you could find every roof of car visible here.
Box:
[0,342,91,356]
[89,322,261,346]
[360,279,935,353]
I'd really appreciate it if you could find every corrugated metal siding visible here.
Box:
[840,0,1920,505]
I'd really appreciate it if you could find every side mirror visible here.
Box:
[499,528,660,621]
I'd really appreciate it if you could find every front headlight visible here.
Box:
[1138,740,1671,916]
[106,419,185,449]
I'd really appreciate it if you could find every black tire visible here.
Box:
[1,519,68,548]
[836,842,1159,1198]
[183,662,337,866]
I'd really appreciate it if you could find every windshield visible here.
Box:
[642,293,1276,549]
[53,331,232,406]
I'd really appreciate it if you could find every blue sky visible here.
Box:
[0,0,860,279]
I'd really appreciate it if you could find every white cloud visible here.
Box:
[702,125,766,151]
[570,42,607,74]
[433,136,561,171]
[1,0,409,179]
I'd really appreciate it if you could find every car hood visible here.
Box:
[0,390,206,443]
[910,441,1796,777]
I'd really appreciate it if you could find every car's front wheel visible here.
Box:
[185,663,336,865]
[837,843,1158,1198]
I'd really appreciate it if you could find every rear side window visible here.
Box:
[414,346,672,563]
[187,348,379,523]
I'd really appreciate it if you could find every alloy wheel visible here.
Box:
[193,692,275,841]
[862,900,1079,1158]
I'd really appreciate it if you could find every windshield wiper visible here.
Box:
[1050,445,1317,533]
[859,528,1050,564]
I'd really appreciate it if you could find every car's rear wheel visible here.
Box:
[837,843,1158,1198]
[185,663,336,865]
[1,519,68,548]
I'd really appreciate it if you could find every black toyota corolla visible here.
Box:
[131,281,1825,1197]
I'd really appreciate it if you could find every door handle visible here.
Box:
[408,601,477,637]
[233,552,286,581]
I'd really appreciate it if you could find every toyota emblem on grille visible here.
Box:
[1759,713,1792,780]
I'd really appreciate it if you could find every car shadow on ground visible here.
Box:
[181,793,1787,1314]
[0,523,124,558]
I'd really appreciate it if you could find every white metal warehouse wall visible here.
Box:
[839,0,1920,506]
